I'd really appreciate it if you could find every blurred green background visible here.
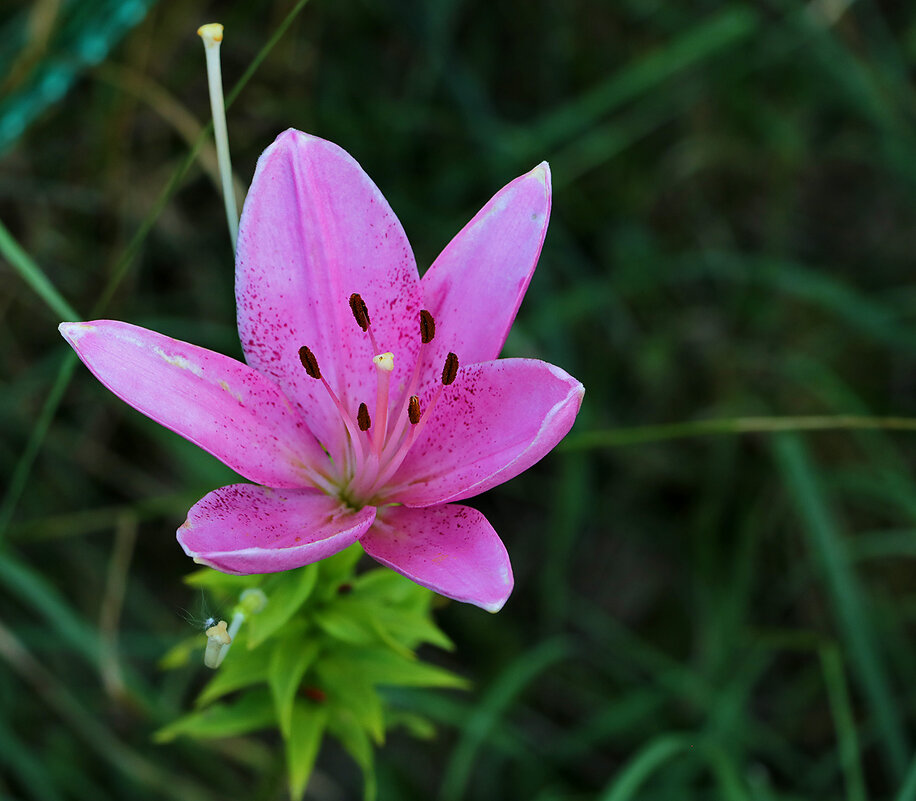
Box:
[4,0,916,798]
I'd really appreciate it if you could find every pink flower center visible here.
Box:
[298,294,459,508]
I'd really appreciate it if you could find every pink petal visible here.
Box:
[59,320,327,489]
[361,504,513,612]
[390,358,583,507]
[236,130,423,461]
[420,163,550,371]
[178,484,376,574]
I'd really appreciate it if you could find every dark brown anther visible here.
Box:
[349,293,371,332]
[419,309,436,344]
[357,402,371,431]
[298,345,321,379]
[408,395,421,425]
[441,352,459,386]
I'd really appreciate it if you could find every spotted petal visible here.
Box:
[59,320,326,489]
[236,130,423,461]
[389,358,583,507]
[178,484,377,574]
[361,504,513,612]
[420,162,550,370]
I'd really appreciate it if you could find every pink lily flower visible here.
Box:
[59,130,583,612]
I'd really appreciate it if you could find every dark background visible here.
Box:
[3,0,916,799]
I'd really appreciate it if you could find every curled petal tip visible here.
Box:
[58,321,95,344]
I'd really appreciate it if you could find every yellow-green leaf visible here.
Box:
[345,647,469,690]
[313,606,378,646]
[247,564,318,649]
[316,656,385,743]
[328,711,377,801]
[286,700,328,801]
[196,638,269,707]
[154,690,275,743]
[269,638,320,737]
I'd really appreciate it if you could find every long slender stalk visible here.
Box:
[562,415,916,451]
[198,23,239,251]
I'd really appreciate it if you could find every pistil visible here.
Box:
[367,352,460,496]
[372,352,394,455]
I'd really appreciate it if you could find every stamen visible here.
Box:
[442,352,459,386]
[203,589,266,669]
[408,395,421,425]
[348,292,380,353]
[357,403,371,431]
[298,345,321,379]
[419,309,436,344]
[349,293,371,331]
[298,345,366,466]
[204,619,230,669]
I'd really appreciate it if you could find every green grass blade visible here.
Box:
[820,645,868,801]
[0,353,78,541]
[895,754,916,801]
[511,5,760,156]
[773,433,908,780]
[439,637,571,801]
[563,415,916,451]
[0,219,79,321]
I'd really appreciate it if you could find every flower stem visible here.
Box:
[198,23,239,251]
[561,414,916,451]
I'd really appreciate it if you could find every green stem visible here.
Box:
[562,415,916,451]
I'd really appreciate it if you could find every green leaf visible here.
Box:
[196,637,270,706]
[158,635,200,670]
[316,656,386,743]
[364,601,454,651]
[313,605,378,647]
[247,564,318,649]
[315,544,363,599]
[286,700,328,801]
[343,647,469,690]
[328,711,377,801]
[154,689,275,743]
[387,709,437,740]
[269,638,321,737]
[319,596,452,654]
[185,568,256,594]
[353,568,431,610]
